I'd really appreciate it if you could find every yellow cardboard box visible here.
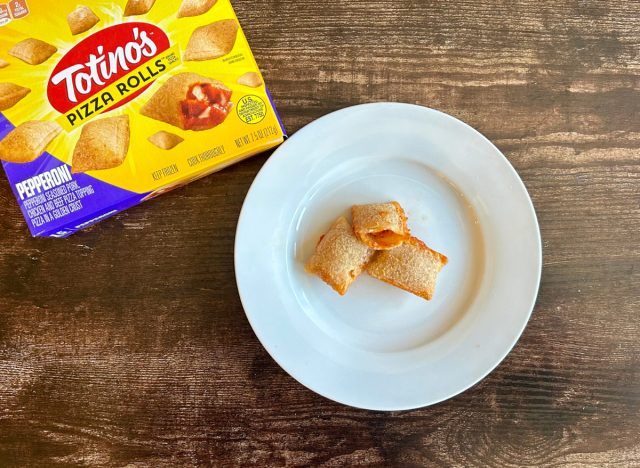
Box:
[0,0,285,237]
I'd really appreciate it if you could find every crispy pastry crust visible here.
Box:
[305,217,375,295]
[366,237,447,300]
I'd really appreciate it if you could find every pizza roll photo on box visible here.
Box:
[148,131,184,150]
[140,73,232,131]
[0,83,31,111]
[0,0,286,238]
[123,0,156,17]
[9,38,57,65]
[237,72,262,88]
[184,19,239,61]
[71,115,130,173]
[178,0,218,18]
[0,121,61,164]
[67,6,100,35]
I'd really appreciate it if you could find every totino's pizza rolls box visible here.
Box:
[0,0,286,238]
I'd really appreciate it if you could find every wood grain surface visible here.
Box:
[1,0,639,466]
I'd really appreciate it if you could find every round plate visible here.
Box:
[235,103,541,410]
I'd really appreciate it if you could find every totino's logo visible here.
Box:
[47,22,170,115]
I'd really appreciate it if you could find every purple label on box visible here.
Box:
[266,87,287,138]
[1,115,149,238]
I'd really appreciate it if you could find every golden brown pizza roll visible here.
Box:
[352,201,410,250]
[177,0,217,18]
[0,83,31,111]
[366,237,448,300]
[0,121,61,164]
[67,5,100,35]
[0,59,9,68]
[9,38,57,65]
[148,131,184,150]
[305,216,375,295]
[123,0,156,16]
[237,72,262,88]
[140,72,233,131]
[72,115,130,173]
[184,19,238,61]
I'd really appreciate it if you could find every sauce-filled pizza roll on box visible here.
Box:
[0,0,285,238]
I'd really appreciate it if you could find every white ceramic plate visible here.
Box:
[235,103,541,410]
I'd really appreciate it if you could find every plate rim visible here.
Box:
[235,102,542,411]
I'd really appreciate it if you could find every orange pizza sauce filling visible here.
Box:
[368,229,407,248]
[181,83,233,131]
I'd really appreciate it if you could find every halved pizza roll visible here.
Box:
[148,131,184,150]
[237,72,262,88]
[72,115,130,173]
[177,0,217,18]
[0,83,31,111]
[0,59,9,69]
[67,5,100,35]
[140,72,233,131]
[366,237,448,300]
[0,121,61,164]
[123,0,156,16]
[184,19,238,61]
[305,216,375,295]
[9,38,57,65]
[352,201,410,250]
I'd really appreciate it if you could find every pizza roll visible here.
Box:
[0,83,31,111]
[9,38,57,65]
[366,237,448,300]
[177,0,217,18]
[123,0,156,16]
[352,201,410,250]
[305,216,375,295]
[148,131,184,150]
[0,121,61,164]
[67,5,100,35]
[237,72,262,88]
[184,19,238,61]
[72,115,130,173]
[140,72,233,131]
[0,59,9,68]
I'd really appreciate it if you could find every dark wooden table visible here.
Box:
[1,1,639,466]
